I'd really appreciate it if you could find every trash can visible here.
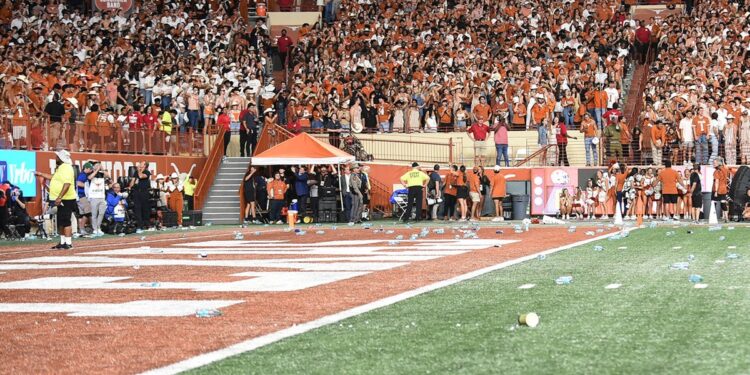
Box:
[701,192,712,220]
[511,194,529,220]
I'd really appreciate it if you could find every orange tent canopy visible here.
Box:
[251,133,355,165]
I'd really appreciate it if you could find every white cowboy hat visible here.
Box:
[170,172,179,179]
[351,121,364,133]
[156,174,165,180]
[66,97,79,109]
[264,108,275,114]
[55,149,72,164]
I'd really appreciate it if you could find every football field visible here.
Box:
[1,223,748,374]
[187,225,750,375]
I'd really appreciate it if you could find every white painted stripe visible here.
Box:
[141,229,628,375]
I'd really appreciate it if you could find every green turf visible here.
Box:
[189,226,750,375]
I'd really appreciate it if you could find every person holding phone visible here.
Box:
[34,150,77,249]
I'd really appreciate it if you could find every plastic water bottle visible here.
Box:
[585,231,596,236]
[254,231,261,236]
[395,235,404,240]
[206,222,212,226]
[410,234,419,240]
[295,230,307,235]
[608,234,621,241]
[234,233,244,240]
[386,230,395,234]
[593,245,604,251]
[688,255,695,261]
[669,262,689,270]
[708,226,722,232]
[726,253,740,260]
[331,225,338,230]
[649,222,658,229]
[141,282,160,288]
[596,228,604,233]
[537,254,546,260]
[433,228,445,234]
[718,236,726,241]
[666,231,676,237]
[727,226,735,231]
[316,230,326,235]
[555,276,573,285]
[513,225,522,231]
[388,240,400,246]
[688,274,703,283]
[567,226,577,233]
[195,308,222,318]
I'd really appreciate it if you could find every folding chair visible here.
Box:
[390,189,409,221]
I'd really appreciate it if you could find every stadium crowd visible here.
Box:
[637,0,750,167]
[0,0,747,168]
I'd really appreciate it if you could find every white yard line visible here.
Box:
[142,229,628,375]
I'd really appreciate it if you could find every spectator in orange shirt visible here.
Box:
[657,160,680,219]
[267,171,288,224]
[712,157,730,222]
[580,113,599,166]
[651,119,667,166]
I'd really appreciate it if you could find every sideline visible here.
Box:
[141,228,632,375]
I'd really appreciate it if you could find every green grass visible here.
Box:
[190,226,750,374]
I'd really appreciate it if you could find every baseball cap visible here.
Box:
[412,162,419,167]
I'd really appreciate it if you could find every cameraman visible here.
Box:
[105,182,128,233]
[8,185,31,237]
[129,161,152,232]
[0,181,10,238]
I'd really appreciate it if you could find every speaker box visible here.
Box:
[320,186,337,198]
[128,166,138,178]
[729,166,750,215]
[162,211,178,228]
[317,210,337,223]
[183,210,203,226]
[319,200,338,211]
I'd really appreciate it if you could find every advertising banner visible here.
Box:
[530,167,579,215]
[0,150,37,197]
[93,0,134,12]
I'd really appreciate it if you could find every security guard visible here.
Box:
[400,162,430,222]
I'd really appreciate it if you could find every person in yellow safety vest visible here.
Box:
[159,109,177,155]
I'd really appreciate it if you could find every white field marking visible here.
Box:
[81,248,470,257]
[0,272,369,292]
[0,300,243,317]
[140,229,630,375]
[517,283,536,289]
[178,239,517,248]
[0,256,407,272]
[605,283,622,289]
[694,283,708,289]
[181,240,383,248]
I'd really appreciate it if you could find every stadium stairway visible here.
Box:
[202,157,252,225]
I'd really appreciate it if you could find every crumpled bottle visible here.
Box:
[688,274,703,283]
[195,308,222,318]
[593,245,604,251]
[555,276,573,285]
[669,262,689,270]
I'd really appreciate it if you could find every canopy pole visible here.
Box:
[337,163,344,211]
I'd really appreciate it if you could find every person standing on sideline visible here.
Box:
[349,165,364,224]
[75,162,94,237]
[657,160,680,219]
[427,164,442,220]
[294,166,309,222]
[88,162,108,237]
[493,112,510,167]
[239,104,256,157]
[34,150,76,249]
[712,157,730,223]
[689,164,702,223]
[130,162,152,233]
[166,173,184,227]
[277,29,294,70]
[400,162,429,223]
[267,171,288,224]
[184,175,196,211]
[490,165,514,221]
